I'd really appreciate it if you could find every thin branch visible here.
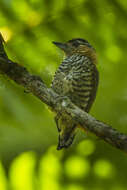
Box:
[0,34,127,153]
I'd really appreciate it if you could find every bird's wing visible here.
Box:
[66,60,99,112]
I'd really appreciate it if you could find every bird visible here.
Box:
[51,38,99,150]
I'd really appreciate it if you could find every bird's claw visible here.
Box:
[55,95,69,106]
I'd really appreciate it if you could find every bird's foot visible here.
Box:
[55,95,70,107]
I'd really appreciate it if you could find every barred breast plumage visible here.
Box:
[52,54,99,112]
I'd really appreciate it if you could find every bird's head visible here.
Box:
[53,38,97,63]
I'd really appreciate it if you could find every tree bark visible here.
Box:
[0,34,127,153]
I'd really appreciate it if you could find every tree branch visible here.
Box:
[0,34,127,153]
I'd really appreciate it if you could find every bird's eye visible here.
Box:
[72,41,79,47]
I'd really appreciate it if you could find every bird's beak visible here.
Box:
[52,41,68,52]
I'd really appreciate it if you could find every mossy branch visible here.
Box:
[0,34,127,153]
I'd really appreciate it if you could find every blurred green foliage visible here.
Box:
[0,0,127,189]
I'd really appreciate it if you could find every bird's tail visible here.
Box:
[55,113,77,150]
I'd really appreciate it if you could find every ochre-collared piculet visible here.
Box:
[52,38,99,150]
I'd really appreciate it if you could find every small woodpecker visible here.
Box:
[52,38,99,150]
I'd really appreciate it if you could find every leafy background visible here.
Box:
[0,0,127,189]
